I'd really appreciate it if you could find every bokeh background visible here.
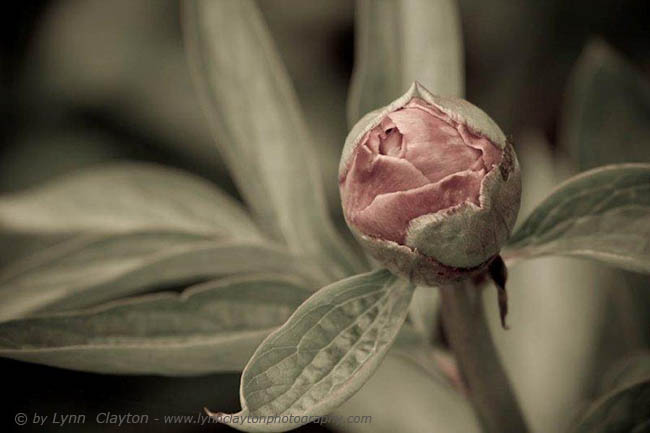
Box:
[1,0,648,432]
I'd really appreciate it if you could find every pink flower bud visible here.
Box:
[339,83,521,285]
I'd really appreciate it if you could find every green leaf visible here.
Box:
[0,234,325,322]
[0,162,259,240]
[334,347,480,433]
[571,377,650,433]
[561,40,650,170]
[504,164,650,273]
[347,0,464,125]
[182,0,366,278]
[216,269,414,432]
[0,275,311,375]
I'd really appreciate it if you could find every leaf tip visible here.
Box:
[203,407,225,420]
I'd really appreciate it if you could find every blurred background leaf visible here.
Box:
[0,235,324,322]
[0,163,260,240]
[560,39,650,171]
[183,0,366,279]
[0,275,311,375]
[0,162,262,269]
[505,164,650,273]
[347,0,463,125]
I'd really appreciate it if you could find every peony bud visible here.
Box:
[339,82,521,286]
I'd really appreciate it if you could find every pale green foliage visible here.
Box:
[0,163,258,238]
[0,234,324,322]
[347,0,464,125]
[561,40,650,170]
[0,275,311,375]
[505,164,650,273]
[183,0,366,278]
[0,163,329,321]
[220,270,414,432]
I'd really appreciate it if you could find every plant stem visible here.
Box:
[439,280,528,433]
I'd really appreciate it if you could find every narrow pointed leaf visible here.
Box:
[561,40,650,170]
[182,0,366,277]
[0,275,312,375]
[504,164,650,273]
[0,162,259,240]
[217,269,414,432]
[0,234,325,322]
[348,0,464,125]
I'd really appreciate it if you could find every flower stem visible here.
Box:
[439,280,528,433]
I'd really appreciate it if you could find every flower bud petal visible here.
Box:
[339,82,521,285]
